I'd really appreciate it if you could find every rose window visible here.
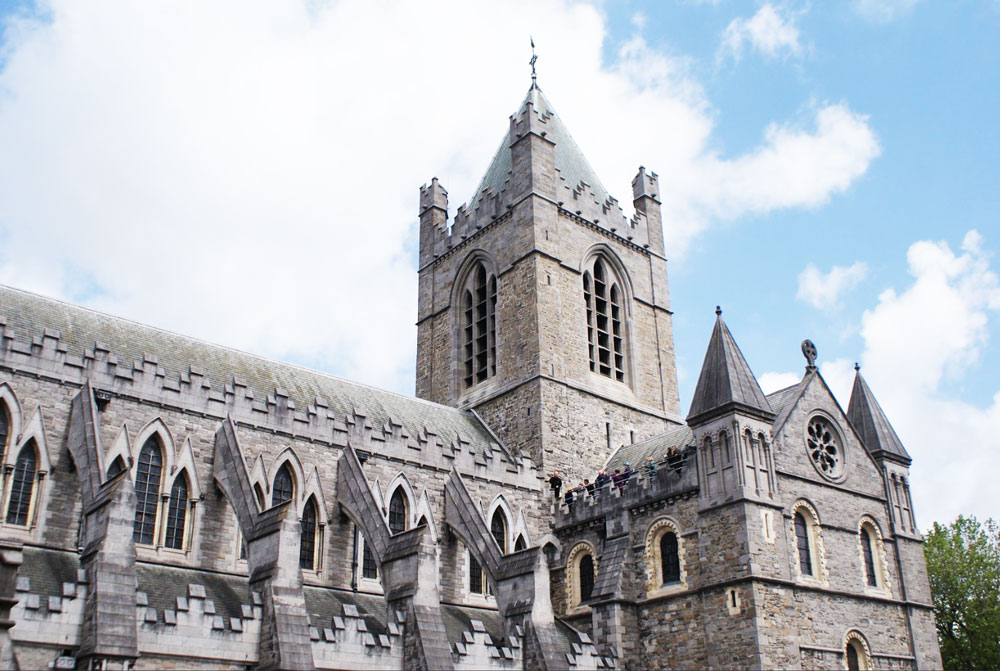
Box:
[806,416,844,480]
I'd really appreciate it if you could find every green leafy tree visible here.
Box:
[924,516,1000,670]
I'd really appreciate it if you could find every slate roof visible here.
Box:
[468,85,612,208]
[847,370,911,464]
[604,381,805,474]
[766,382,802,418]
[604,424,694,473]
[18,547,578,650]
[687,313,773,424]
[0,284,496,452]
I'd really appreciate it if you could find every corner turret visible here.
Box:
[632,166,664,255]
[688,308,776,504]
[418,178,448,268]
[847,365,919,535]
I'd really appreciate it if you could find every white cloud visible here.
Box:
[821,231,1000,526]
[796,261,869,309]
[853,0,921,22]
[759,371,802,394]
[719,4,803,63]
[0,0,879,395]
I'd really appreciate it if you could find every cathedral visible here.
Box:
[0,78,941,670]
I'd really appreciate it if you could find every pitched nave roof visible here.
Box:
[0,284,498,454]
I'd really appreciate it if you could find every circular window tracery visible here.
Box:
[806,415,845,481]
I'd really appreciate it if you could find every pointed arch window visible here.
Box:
[583,256,626,382]
[300,497,318,570]
[461,260,497,389]
[490,509,508,554]
[272,464,294,506]
[164,473,189,550]
[106,456,126,479]
[5,442,37,526]
[514,535,526,552]
[660,532,680,584]
[388,488,408,535]
[133,438,163,545]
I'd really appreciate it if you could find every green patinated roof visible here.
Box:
[0,284,496,453]
[468,85,612,207]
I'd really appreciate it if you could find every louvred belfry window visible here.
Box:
[462,261,497,389]
[583,257,626,382]
[133,438,163,545]
[6,442,36,526]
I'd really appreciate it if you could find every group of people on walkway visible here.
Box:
[547,446,684,508]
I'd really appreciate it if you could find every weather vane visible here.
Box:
[530,36,538,88]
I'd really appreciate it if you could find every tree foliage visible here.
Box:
[924,516,1000,670]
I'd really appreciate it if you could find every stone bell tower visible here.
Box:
[415,80,682,484]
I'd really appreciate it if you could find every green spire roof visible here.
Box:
[468,86,612,207]
[847,368,911,464]
[687,310,773,424]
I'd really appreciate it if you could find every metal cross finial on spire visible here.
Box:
[801,339,818,370]
[529,36,538,88]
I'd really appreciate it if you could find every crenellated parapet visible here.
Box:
[418,169,656,271]
[0,305,540,491]
[552,451,698,533]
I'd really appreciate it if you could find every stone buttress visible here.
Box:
[336,446,453,671]
[67,381,140,670]
[214,417,315,671]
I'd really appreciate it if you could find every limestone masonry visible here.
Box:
[0,82,940,670]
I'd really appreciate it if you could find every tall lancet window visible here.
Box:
[388,488,408,535]
[583,256,626,382]
[300,497,318,570]
[6,442,37,526]
[272,464,294,506]
[0,404,9,465]
[490,509,508,554]
[461,261,497,389]
[133,438,164,545]
[164,473,189,550]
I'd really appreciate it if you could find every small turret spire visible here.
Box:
[529,37,538,89]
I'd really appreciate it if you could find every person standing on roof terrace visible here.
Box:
[548,472,562,499]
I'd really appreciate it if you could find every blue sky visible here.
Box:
[0,0,997,526]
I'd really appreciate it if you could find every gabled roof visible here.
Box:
[847,368,911,464]
[468,85,612,207]
[604,424,694,473]
[687,312,773,425]
[0,284,497,455]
